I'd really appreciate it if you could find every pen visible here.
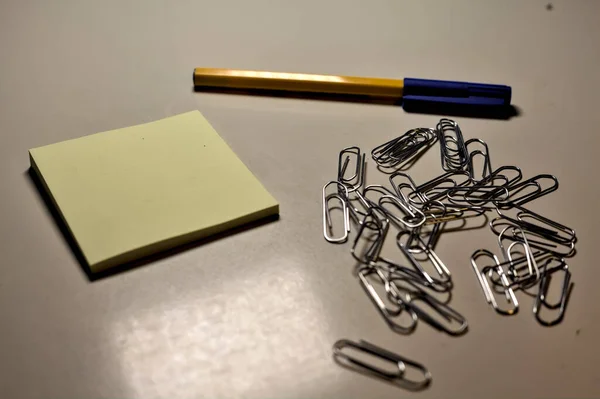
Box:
[193,68,511,110]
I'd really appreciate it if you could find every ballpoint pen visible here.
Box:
[193,68,511,111]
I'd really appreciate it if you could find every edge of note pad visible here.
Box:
[29,111,279,273]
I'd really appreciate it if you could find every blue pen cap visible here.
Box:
[402,78,511,109]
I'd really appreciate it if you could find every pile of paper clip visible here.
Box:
[325,118,577,389]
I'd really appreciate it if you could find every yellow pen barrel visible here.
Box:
[193,68,404,98]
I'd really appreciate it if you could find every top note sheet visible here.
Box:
[29,111,279,273]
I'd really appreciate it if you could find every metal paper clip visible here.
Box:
[466,138,492,182]
[447,185,509,208]
[496,174,559,209]
[405,204,445,251]
[486,249,553,291]
[389,171,427,205]
[333,339,432,390]
[358,268,418,334]
[378,257,451,294]
[351,208,389,264]
[533,258,572,326]
[362,184,398,209]
[477,165,523,188]
[397,231,452,285]
[408,291,468,336]
[471,249,519,315]
[379,195,426,229]
[497,226,540,285]
[346,190,371,226]
[322,181,350,243]
[489,218,576,257]
[416,170,471,202]
[495,206,576,246]
[371,128,437,171]
[437,118,469,172]
[338,146,366,192]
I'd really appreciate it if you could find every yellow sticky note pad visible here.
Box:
[29,111,279,273]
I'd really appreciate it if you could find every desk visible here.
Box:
[1,1,599,397]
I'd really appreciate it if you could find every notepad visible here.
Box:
[29,111,279,273]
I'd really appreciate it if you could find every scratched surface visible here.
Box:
[1,1,599,398]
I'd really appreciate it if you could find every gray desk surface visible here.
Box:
[1,1,599,398]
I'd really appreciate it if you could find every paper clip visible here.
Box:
[338,146,366,192]
[371,128,437,171]
[407,291,468,336]
[358,267,418,334]
[322,181,350,243]
[466,138,492,182]
[436,118,469,172]
[333,339,432,391]
[533,258,572,326]
[471,249,519,315]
